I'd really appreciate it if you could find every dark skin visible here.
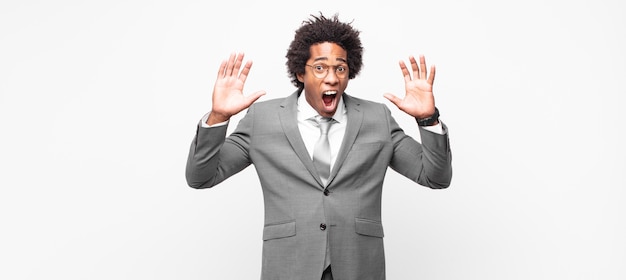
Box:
[206,52,265,126]
[296,43,350,118]
[384,54,439,123]
[206,49,438,125]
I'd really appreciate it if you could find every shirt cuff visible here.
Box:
[421,121,444,135]
[200,112,229,128]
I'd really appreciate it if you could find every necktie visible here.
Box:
[313,117,333,186]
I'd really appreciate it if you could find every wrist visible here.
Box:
[207,111,231,126]
[415,107,440,126]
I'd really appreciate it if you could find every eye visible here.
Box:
[336,65,347,72]
[314,65,326,72]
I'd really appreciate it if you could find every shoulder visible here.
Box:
[344,93,391,113]
[246,96,289,114]
[251,97,285,107]
[250,90,300,111]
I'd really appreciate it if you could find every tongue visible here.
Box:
[322,94,335,106]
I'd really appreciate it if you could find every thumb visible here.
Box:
[244,90,267,106]
[383,93,402,108]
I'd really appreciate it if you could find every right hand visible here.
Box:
[207,52,266,125]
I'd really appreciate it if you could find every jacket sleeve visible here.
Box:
[386,105,453,189]
[185,106,255,189]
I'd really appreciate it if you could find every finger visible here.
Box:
[217,59,227,78]
[225,52,236,77]
[419,55,427,80]
[409,56,420,79]
[383,93,402,107]
[399,61,411,83]
[239,60,253,83]
[428,65,436,85]
[244,90,267,107]
[233,52,245,76]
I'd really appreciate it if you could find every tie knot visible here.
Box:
[316,117,333,134]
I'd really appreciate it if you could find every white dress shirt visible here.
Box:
[296,92,347,172]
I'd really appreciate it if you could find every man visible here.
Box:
[186,13,452,280]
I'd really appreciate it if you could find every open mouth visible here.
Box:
[322,91,337,106]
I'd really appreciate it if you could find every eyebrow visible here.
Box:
[312,57,348,64]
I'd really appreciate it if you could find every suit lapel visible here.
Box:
[328,94,363,185]
[278,90,326,188]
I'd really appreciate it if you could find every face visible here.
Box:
[297,42,349,118]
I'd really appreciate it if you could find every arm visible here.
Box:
[386,106,452,189]
[185,107,255,189]
[185,52,265,188]
[384,55,452,188]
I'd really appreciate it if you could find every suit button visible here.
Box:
[320,223,327,231]
[323,189,329,196]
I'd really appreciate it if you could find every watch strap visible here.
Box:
[416,107,440,126]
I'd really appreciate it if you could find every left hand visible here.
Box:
[384,55,436,119]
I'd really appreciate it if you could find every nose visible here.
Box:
[323,68,340,84]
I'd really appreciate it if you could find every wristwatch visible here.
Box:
[416,107,440,126]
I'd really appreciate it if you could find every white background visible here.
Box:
[1,0,625,279]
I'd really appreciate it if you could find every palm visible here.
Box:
[213,67,249,115]
[384,55,436,119]
[209,53,265,123]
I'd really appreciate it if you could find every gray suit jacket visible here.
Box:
[186,90,452,280]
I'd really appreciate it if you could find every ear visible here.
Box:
[297,73,304,83]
